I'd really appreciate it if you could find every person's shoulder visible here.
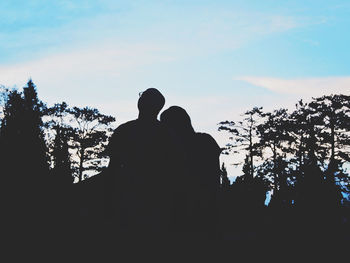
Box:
[196,132,216,142]
[112,120,138,134]
[195,132,221,153]
[108,120,137,145]
[118,119,138,129]
[106,120,137,155]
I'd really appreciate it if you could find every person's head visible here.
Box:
[138,88,165,119]
[160,106,195,136]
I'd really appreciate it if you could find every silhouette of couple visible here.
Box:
[105,88,221,241]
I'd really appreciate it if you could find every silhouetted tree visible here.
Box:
[218,107,268,226]
[0,80,50,223]
[256,109,293,196]
[218,107,263,180]
[69,106,115,182]
[1,80,49,176]
[220,162,230,189]
[0,85,9,176]
[45,102,74,184]
[235,155,269,208]
[51,128,73,183]
[22,79,49,175]
[308,95,350,181]
[286,100,327,208]
[0,85,7,124]
[288,100,310,172]
[305,95,350,207]
[0,86,7,158]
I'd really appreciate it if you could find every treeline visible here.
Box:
[0,79,115,185]
[219,95,350,210]
[1,80,350,211]
[1,80,350,245]
[0,80,115,232]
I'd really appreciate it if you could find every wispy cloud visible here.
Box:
[237,76,350,96]
[0,4,312,103]
[0,1,313,64]
[0,42,175,102]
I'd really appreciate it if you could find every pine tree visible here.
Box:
[308,95,350,182]
[256,108,293,193]
[305,94,350,207]
[220,162,230,189]
[21,79,49,177]
[0,80,50,222]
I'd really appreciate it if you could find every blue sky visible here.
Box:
[1,0,350,179]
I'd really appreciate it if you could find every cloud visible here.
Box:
[0,1,311,64]
[162,12,306,56]
[237,76,350,97]
[0,42,175,102]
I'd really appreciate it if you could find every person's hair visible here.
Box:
[160,106,195,136]
[138,88,165,116]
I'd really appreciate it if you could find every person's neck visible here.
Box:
[138,112,158,122]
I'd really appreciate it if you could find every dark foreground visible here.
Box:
[3,176,350,261]
[4,206,350,261]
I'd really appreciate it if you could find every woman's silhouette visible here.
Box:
[160,106,221,238]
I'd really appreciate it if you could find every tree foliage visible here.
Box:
[218,107,263,180]
[219,94,350,208]
[45,103,116,182]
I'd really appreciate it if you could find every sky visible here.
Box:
[1,0,350,180]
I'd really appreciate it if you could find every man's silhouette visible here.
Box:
[105,89,178,240]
